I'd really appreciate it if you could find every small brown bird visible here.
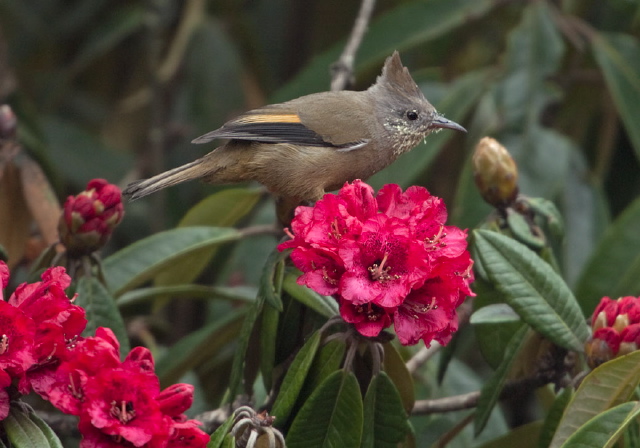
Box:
[124,52,465,223]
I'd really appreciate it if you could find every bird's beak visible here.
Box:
[430,115,466,133]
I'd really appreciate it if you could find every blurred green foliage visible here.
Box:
[2,0,640,447]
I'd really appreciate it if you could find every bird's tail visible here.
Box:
[123,159,205,200]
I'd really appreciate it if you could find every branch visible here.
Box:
[412,375,550,416]
[330,0,377,92]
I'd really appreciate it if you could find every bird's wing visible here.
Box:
[191,104,369,151]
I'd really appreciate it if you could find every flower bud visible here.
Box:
[58,179,124,256]
[157,383,194,417]
[0,105,17,140]
[586,296,640,368]
[472,137,519,208]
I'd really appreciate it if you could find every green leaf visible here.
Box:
[155,189,261,287]
[549,351,640,448]
[470,303,520,325]
[5,407,52,448]
[282,271,339,318]
[476,421,543,448]
[474,325,530,435]
[575,195,640,316]
[382,342,415,414]
[361,372,411,448]
[272,0,497,102]
[300,339,347,401]
[592,33,640,161]
[286,370,363,448]
[538,388,573,448]
[103,226,241,296]
[473,229,590,351]
[559,402,640,448]
[260,302,280,391]
[117,284,256,308]
[271,330,322,425]
[207,412,236,448]
[227,294,265,401]
[75,276,129,356]
[258,247,288,311]
[155,309,245,386]
[24,411,63,448]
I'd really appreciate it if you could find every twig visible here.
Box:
[412,376,548,415]
[330,0,376,92]
[406,344,442,374]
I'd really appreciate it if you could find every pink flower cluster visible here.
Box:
[0,262,208,448]
[586,296,640,368]
[278,180,474,347]
[59,179,125,256]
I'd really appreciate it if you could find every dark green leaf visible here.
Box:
[575,195,640,316]
[103,227,241,296]
[155,188,261,287]
[258,247,288,311]
[300,339,347,401]
[75,276,129,355]
[538,388,573,448]
[476,421,543,448]
[592,33,640,161]
[470,303,520,325]
[286,370,363,448]
[260,302,279,391]
[361,372,411,448]
[473,229,590,351]
[559,402,640,448]
[382,342,414,414]
[475,326,530,435]
[117,284,256,308]
[24,411,63,448]
[282,271,339,318]
[506,210,545,249]
[227,295,265,402]
[155,309,245,386]
[207,412,236,448]
[271,330,322,425]
[549,351,640,447]
[5,407,52,448]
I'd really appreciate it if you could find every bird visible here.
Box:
[123,51,466,224]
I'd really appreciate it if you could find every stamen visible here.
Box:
[0,335,8,355]
[368,253,399,283]
[110,400,136,424]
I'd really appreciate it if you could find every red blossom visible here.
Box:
[59,179,125,256]
[278,180,475,347]
[80,364,170,447]
[33,328,121,415]
[9,266,86,372]
[0,300,36,379]
[587,296,640,367]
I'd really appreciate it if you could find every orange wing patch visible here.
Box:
[235,113,302,124]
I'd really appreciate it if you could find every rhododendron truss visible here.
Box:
[278,180,475,347]
[0,262,209,448]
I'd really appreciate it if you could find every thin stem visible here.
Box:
[330,0,377,92]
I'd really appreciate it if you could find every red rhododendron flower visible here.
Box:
[586,296,640,368]
[59,178,125,256]
[80,364,170,447]
[9,266,86,375]
[278,180,474,347]
[33,328,121,415]
[0,300,36,379]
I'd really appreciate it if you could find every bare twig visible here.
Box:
[330,0,377,92]
[412,376,548,416]
[406,344,442,374]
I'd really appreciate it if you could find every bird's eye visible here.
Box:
[406,110,419,121]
